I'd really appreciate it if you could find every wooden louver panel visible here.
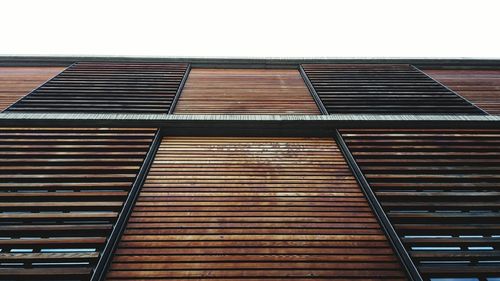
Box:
[106,137,407,280]
[301,64,484,114]
[6,62,189,113]
[174,68,320,114]
[423,69,500,115]
[341,129,500,280]
[0,67,65,111]
[0,127,155,280]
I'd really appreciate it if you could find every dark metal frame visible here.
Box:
[300,65,423,281]
[90,129,163,281]
[168,64,191,114]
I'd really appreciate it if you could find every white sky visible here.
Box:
[0,0,499,58]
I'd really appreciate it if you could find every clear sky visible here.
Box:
[1,0,499,58]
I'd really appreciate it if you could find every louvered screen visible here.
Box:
[105,137,407,280]
[423,69,500,115]
[0,66,65,111]
[301,64,484,114]
[5,62,189,113]
[341,129,500,280]
[0,128,155,280]
[174,69,320,114]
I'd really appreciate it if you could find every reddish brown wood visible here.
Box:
[423,69,500,114]
[106,137,406,280]
[174,69,320,114]
[0,127,155,281]
[0,67,65,111]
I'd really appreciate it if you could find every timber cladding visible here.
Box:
[301,64,485,115]
[106,136,407,280]
[173,68,321,114]
[0,67,65,111]
[5,62,189,113]
[0,127,155,280]
[341,129,500,280]
[423,69,500,115]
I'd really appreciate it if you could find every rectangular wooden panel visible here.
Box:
[423,69,500,115]
[341,129,500,280]
[174,68,320,114]
[6,62,189,113]
[0,127,155,280]
[301,64,484,115]
[106,137,407,280]
[0,67,65,111]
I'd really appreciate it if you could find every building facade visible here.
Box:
[0,57,499,281]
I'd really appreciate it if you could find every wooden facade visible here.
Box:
[0,58,499,281]
[0,67,64,111]
[341,129,500,280]
[106,136,406,280]
[0,127,155,280]
[174,69,320,114]
[423,69,500,114]
[5,63,189,113]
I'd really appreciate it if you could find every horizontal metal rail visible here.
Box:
[0,113,499,131]
[1,56,500,69]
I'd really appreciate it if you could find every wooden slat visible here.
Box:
[341,129,500,280]
[302,64,484,115]
[174,69,320,114]
[0,127,155,280]
[6,62,188,113]
[423,69,500,115]
[0,66,65,111]
[105,137,406,280]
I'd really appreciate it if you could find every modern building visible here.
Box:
[0,57,499,281]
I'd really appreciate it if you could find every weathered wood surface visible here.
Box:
[302,64,484,115]
[6,62,188,113]
[0,66,64,111]
[341,129,500,280]
[174,69,320,114]
[0,127,155,280]
[424,69,500,115]
[106,137,407,280]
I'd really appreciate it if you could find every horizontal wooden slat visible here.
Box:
[6,62,188,113]
[0,66,65,111]
[0,127,155,280]
[423,69,500,114]
[341,129,500,280]
[174,69,320,114]
[106,137,406,280]
[302,64,484,115]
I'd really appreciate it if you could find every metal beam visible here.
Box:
[1,56,500,69]
[90,129,163,281]
[0,113,500,134]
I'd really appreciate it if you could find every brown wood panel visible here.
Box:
[106,137,406,280]
[6,62,188,113]
[174,69,320,114]
[0,127,155,280]
[424,69,500,115]
[0,67,65,111]
[341,129,500,280]
[302,64,484,115]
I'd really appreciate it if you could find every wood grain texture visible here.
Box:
[0,127,155,280]
[106,137,407,281]
[341,129,500,280]
[423,69,500,115]
[174,69,320,114]
[6,62,188,113]
[0,67,65,111]
[302,64,484,115]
